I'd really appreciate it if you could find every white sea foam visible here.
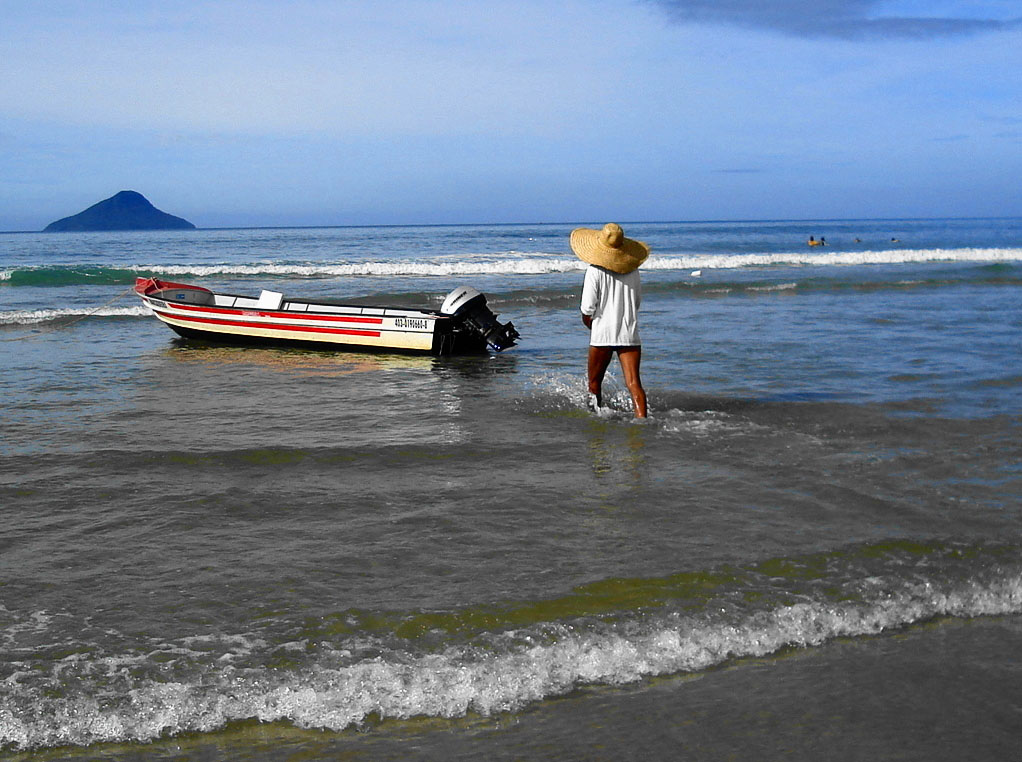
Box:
[2,572,1019,750]
[0,306,152,326]
[643,247,1022,271]
[0,611,57,650]
[146,259,586,278]
[128,247,1022,279]
[3,247,1016,287]
[747,282,798,293]
[659,410,755,438]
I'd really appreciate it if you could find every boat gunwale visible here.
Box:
[138,278,447,322]
[146,296,446,322]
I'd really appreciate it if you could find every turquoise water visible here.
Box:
[2,219,1021,759]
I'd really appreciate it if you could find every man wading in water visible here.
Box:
[571,223,649,418]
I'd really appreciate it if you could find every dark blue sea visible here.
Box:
[2,218,1021,760]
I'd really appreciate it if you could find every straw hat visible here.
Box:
[570,223,649,274]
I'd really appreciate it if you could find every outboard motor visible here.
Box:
[440,286,520,351]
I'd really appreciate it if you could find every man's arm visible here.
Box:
[581,266,599,330]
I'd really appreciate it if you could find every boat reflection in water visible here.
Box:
[164,341,437,378]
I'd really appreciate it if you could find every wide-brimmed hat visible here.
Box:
[570,223,649,274]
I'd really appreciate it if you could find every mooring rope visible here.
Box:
[0,285,138,342]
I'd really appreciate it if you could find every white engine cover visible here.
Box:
[440,286,483,316]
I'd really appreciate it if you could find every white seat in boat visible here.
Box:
[255,290,283,310]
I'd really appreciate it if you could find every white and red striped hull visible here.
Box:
[135,278,478,354]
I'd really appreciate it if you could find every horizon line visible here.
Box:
[3,214,1021,235]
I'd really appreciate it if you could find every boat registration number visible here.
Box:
[394,317,430,330]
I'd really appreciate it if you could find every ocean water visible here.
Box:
[1,218,1021,760]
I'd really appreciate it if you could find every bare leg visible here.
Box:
[616,346,647,418]
[587,346,614,408]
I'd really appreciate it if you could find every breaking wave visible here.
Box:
[2,247,1020,287]
[0,306,151,326]
[2,541,1020,751]
[646,246,1022,270]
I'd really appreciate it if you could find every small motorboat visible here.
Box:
[134,277,520,355]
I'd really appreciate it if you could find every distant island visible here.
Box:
[43,191,196,232]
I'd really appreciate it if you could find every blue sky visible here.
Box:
[1,0,1019,230]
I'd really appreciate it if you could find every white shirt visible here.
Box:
[580,265,641,346]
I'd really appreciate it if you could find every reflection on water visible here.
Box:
[129,341,475,451]
[585,418,648,484]
[165,340,437,377]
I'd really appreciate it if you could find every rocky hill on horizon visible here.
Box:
[44,191,196,232]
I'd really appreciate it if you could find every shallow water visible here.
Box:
[2,219,1021,758]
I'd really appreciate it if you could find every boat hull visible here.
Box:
[135,278,489,355]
